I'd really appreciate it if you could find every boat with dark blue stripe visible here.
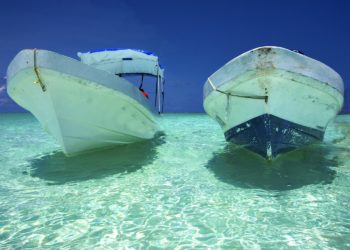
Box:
[203,46,343,160]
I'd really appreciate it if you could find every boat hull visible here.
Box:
[203,46,344,159]
[7,49,159,156]
[224,114,324,159]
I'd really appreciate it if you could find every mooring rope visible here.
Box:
[33,49,47,92]
[207,78,268,102]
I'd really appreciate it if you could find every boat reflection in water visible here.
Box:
[205,142,349,191]
[27,132,165,185]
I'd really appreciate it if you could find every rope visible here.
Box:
[33,49,47,92]
[208,78,268,103]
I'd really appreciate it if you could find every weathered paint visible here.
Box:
[7,49,159,156]
[204,46,343,159]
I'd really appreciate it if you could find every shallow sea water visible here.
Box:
[1,113,350,249]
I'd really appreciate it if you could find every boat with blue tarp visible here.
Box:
[7,48,165,156]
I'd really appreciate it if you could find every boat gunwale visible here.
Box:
[203,46,344,100]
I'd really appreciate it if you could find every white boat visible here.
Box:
[7,48,165,156]
[203,46,344,159]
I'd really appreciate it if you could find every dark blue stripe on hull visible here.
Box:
[224,114,324,159]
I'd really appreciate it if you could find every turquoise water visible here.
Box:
[1,113,350,249]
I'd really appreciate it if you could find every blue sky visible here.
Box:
[0,0,349,112]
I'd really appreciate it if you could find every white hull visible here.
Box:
[204,46,344,158]
[7,50,159,156]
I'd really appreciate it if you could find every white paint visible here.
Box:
[266,141,272,160]
[7,49,159,156]
[203,46,343,139]
[0,85,5,93]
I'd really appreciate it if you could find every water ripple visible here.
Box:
[1,113,350,249]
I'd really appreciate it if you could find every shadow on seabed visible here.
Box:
[205,142,350,191]
[26,132,166,185]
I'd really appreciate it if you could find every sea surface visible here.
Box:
[0,113,350,249]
